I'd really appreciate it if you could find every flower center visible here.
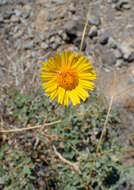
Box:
[57,68,78,90]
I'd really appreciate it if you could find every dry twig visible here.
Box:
[53,145,80,173]
[0,120,61,134]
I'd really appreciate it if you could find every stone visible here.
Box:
[49,36,56,43]
[23,40,34,50]
[60,32,68,41]
[55,36,62,44]
[108,37,118,49]
[64,20,83,43]
[31,51,38,59]
[88,26,98,38]
[127,51,134,62]
[11,15,20,23]
[99,33,109,45]
[41,42,49,49]
[88,15,101,26]
[122,3,131,9]
[14,9,23,17]
[69,3,76,14]
[4,12,14,20]
[115,0,130,10]
[118,43,133,61]
[114,49,122,59]
[64,20,83,35]
[115,59,122,67]
[51,43,59,50]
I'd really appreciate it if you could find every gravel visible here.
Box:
[88,26,98,38]
[88,15,101,26]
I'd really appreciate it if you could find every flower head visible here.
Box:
[40,51,96,106]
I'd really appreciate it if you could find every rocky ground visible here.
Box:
[0,0,134,189]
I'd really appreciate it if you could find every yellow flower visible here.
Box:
[40,51,96,106]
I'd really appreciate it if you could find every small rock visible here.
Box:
[108,37,118,49]
[23,40,34,50]
[64,20,83,35]
[127,52,134,62]
[55,36,62,44]
[64,20,83,43]
[49,36,56,43]
[11,15,20,23]
[60,32,68,41]
[115,59,122,67]
[69,3,76,14]
[4,12,14,20]
[122,3,131,9]
[118,43,133,61]
[114,49,122,59]
[115,0,130,10]
[14,9,23,17]
[31,51,38,59]
[88,26,98,38]
[51,43,59,50]
[41,42,49,49]
[88,15,101,26]
[99,33,109,45]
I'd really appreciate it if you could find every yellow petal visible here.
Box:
[79,80,94,90]
[78,72,96,80]
[64,91,69,107]
[50,89,58,100]
[58,87,65,104]
[75,86,88,101]
[45,83,58,93]
[69,90,80,105]
[42,79,56,88]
